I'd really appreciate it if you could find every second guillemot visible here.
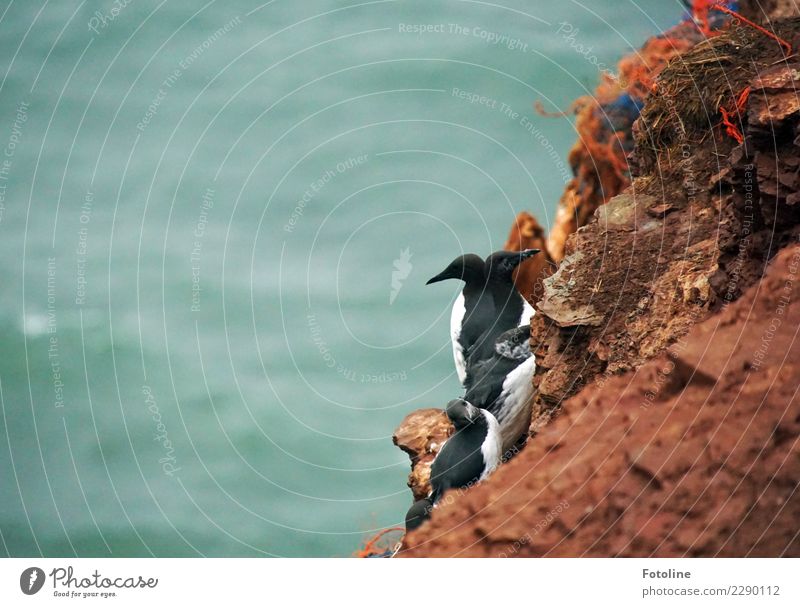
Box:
[464,325,536,456]
[404,398,502,531]
[465,249,539,369]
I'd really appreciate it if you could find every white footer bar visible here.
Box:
[0,558,795,606]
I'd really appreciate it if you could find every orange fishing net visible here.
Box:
[354,527,404,558]
[544,28,696,261]
[543,2,770,261]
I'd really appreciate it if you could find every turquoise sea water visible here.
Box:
[0,1,682,557]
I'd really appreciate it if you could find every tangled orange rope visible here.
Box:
[719,86,751,144]
[354,527,403,557]
[692,2,792,54]
[711,4,793,53]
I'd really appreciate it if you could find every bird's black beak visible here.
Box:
[519,248,541,260]
[426,270,450,285]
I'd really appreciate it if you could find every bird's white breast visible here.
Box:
[450,292,467,384]
[495,355,536,451]
[479,410,502,479]
[520,298,536,326]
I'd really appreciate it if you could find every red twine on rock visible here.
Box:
[692,2,792,54]
[354,527,403,558]
[719,86,751,144]
[711,4,793,53]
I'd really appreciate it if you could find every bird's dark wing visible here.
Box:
[405,499,433,531]
[464,325,531,408]
[463,357,508,409]
[429,427,486,504]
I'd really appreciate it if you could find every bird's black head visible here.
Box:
[405,498,433,532]
[484,249,540,283]
[445,398,481,429]
[426,253,485,285]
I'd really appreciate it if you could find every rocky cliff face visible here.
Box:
[395,7,800,557]
[532,16,800,422]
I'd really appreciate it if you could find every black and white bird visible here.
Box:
[404,398,502,532]
[426,254,494,385]
[484,249,539,324]
[469,249,538,361]
[464,325,536,456]
[427,249,538,385]
[429,398,502,504]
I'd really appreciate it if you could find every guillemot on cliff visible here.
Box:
[429,398,502,503]
[427,249,538,385]
[464,325,536,456]
[468,249,538,361]
[404,398,502,531]
[426,253,494,385]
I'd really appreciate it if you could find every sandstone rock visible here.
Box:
[503,211,555,305]
[537,252,603,328]
[393,408,451,500]
[530,19,800,418]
